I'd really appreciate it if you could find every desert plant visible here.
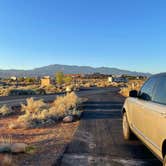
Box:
[64,76,72,84]
[52,92,78,112]
[1,135,13,145]
[0,105,12,116]
[55,72,64,85]
[21,98,47,114]
[8,89,36,96]
[0,135,13,153]
[15,92,81,128]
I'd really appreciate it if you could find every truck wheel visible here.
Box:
[122,112,133,140]
[163,155,166,166]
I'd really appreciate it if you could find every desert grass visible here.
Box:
[10,92,82,128]
[120,79,145,97]
[0,105,13,117]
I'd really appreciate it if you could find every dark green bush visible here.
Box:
[8,89,36,96]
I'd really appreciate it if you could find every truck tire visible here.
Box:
[163,155,166,166]
[122,112,133,140]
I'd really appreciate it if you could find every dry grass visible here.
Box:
[0,105,13,117]
[10,92,81,129]
[1,135,13,145]
[0,78,115,97]
[120,79,145,97]
[21,98,47,114]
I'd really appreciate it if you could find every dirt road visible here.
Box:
[59,87,161,166]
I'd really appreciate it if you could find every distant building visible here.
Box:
[10,76,17,81]
[64,74,83,78]
[41,76,51,87]
[108,76,113,83]
[108,75,128,83]
[84,73,111,79]
[113,77,128,83]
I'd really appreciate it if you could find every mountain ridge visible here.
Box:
[0,64,151,77]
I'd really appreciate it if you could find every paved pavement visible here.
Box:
[59,87,162,166]
[0,88,112,107]
[0,94,60,107]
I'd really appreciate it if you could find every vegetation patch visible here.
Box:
[9,92,84,129]
[0,105,14,117]
[119,79,145,97]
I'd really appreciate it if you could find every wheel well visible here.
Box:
[162,140,166,158]
[122,108,126,114]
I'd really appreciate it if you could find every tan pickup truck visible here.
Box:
[122,73,166,165]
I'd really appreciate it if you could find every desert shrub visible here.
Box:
[119,80,144,97]
[64,76,72,84]
[21,98,48,114]
[43,85,58,94]
[53,92,78,111]
[55,72,64,85]
[0,105,13,116]
[15,92,81,128]
[8,89,36,96]
[35,88,46,95]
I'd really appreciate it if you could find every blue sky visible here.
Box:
[0,0,165,73]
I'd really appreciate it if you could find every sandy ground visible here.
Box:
[0,115,79,166]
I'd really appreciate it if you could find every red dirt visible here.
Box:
[0,115,79,166]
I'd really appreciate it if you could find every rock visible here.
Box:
[0,143,11,153]
[8,123,20,129]
[0,143,28,154]
[63,115,73,123]
[10,143,28,153]
[45,119,55,125]
[66,86,72,93]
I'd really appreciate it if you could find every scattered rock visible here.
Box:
[0,143,11,153]
[45,119,55,125]
[8,123,20,129]
[66,86,72,93]
[75,111,82,119]
[63,115,73,123]
[10,143,28,153]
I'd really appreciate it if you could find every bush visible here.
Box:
[0,105,13,116]
[21,98,48,114]
[15,92,81,128]
[8,89,36,96]
[64,76,72,84]
[35,88,46,95]
[119,80,144,97]
[55,72,64,85]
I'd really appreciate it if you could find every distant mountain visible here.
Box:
[0,64,151,78]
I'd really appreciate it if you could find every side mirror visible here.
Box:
[129,90,138,98]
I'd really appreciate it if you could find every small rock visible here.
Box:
[45,119,55,125]
[10,143,28,153]
[0,143,11,153]
[63,115,73,123]
[8,123,20,129]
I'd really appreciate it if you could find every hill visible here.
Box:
[0,64,151,77]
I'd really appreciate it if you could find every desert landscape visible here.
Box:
[0,0,163,165]
[0,70,147,165]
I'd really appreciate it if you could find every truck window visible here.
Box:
[152,76,166,105]
[138,77,157,101]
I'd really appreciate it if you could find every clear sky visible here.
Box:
[0,0,165,73]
